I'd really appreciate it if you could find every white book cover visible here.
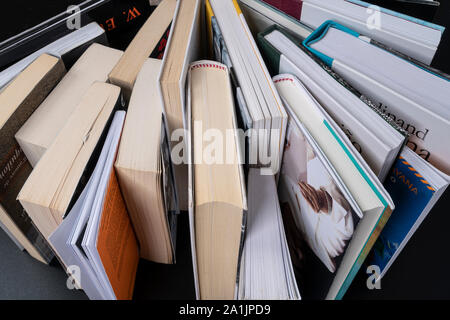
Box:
[303,21,450,177]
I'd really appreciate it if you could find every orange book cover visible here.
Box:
[97,168,139,300]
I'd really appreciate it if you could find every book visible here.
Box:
[260,0,445,65]
[0,22,107,90]
[159,0,202,211]
[238,0,312,39]
[238,168,300,300]
[115,58,178,264]
[49,111,139,300]
[17,82,122,239]
[367,148,449,279]
[208,0,287,174]
[108,0,177,99]
[258,26,406,182]
[0,53,65,264]
[274,74,394,299]
[88,0,158,50]
[303,21,450,177]
[188,61,247,300]
[15,43,122,167]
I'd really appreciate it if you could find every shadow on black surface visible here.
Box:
[133,212,196,300]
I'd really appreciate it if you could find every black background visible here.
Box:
[0,0,449,300]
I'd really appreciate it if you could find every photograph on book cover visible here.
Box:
[280,119,359,275]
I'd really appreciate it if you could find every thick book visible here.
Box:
[257,25,407,182]
[259,0,445,65]
[18,82,122,239]
[274,74,394,299]
[15,44,122,167]
[207,0,287,174]
[159,0,202,211]
[0,53,66,264]
[115,58,178,264]
[367,148,449,279]
[188,61,247,300]
[108,0,177,99]
[303,21,450,177]
[49,111,139,300]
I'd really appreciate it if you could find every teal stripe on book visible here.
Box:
[323,119,388,299]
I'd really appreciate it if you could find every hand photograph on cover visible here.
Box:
[280,121,356,273]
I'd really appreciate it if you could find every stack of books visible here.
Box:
[0,0,449,300]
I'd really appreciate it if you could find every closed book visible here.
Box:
[260,0,445,65]
[0,53,65,264]
[257,25,406,182]
[15,43,122,167]
[367,148,449,279]
[108,0,177,99]
[18,82,122,239]
[159,0,202,211]
[275,74,394,299]
[188,61,247,300]
[303,21,450,177]
[115,58,178,264]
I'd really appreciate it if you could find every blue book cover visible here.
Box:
[368,154,435,274]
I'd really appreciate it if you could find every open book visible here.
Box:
[49,112,139,300]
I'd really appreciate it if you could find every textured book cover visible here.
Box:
[0,57,65,263]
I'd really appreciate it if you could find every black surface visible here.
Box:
[0,0,449,300]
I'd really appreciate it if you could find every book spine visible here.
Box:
[0,59,65,263]
[256,26,282,76]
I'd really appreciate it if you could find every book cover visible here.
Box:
[0,56,65,263]
[97,168,139,300]
[367,151,446,277]
[279,116,360,298]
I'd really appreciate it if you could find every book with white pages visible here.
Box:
[158,0,202,211]
[274,74,394,300]
[258,25,407,182]
[295,0,445,65]
[0,22,106,90]
[208,0,287,174]
[238,168,300,300]
[49,111,140,300]
[303,21,450,177]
